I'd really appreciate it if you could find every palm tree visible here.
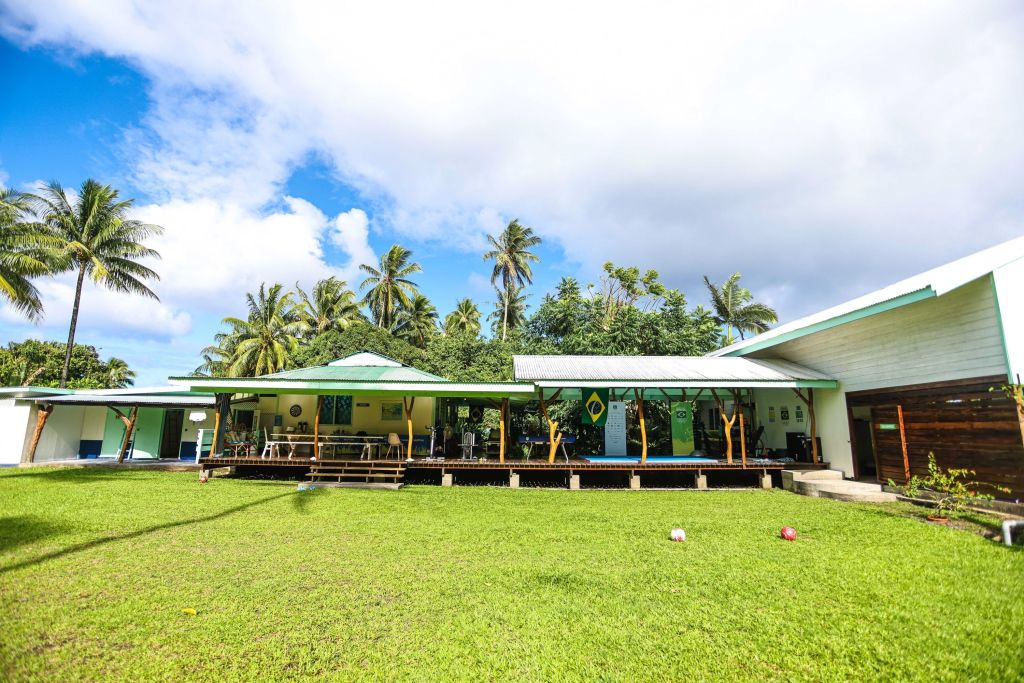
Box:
[105,357,136,388]
[219,283,304,376]
[0,187,51,321]
[444,298,482,336]
[488,287,529,336]
[394,294,438,348]
[703,273,778,346]
[483,219,541,340]
[359,245,422,329]
[29,180,162,387]
[295,276,363,337]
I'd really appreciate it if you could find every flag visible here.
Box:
[582,388,610,426]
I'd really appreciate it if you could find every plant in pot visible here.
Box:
[890,453,1010,523]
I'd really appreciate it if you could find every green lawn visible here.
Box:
[1,469,1022,682]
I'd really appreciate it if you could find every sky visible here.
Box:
[1,1,1023,386]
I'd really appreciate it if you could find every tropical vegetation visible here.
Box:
[483,219,541,340]
[0,187,49,321]
[359,244,422,329]
[703,272,778,346]
[0,339,135,389]
[444,297,482,336]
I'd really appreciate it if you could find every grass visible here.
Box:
[1,469,1022,682]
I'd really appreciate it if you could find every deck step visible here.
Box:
[791,477,898,503]
[781,468,843,491]
[306,461,407,489]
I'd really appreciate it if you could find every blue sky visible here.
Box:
[2,2,1023,385]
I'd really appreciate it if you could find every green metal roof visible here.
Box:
[259,363,446,383]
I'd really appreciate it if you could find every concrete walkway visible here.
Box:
[782,469,897,503]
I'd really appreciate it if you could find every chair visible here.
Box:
[385,433,402,460]
[461,431,476,460]
[260,427,274,459]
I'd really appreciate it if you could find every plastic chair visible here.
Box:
[385,432,402,459]
[461,431,476,459]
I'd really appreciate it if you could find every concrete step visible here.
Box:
[793,478,897,503]
[781,468,843,491]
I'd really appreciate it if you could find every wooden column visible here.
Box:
[738,391,747,468]
[539,389,563,463]
[23,403,54,463]
[792,388,820,465]
[710,390,738,464]
[897,403,910,482]
[110,405,140,463]
[499,398,508,464]
[634,389,648,463]
[403,397,416,459]
[313,395,323,460]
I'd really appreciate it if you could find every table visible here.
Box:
[518,435,576,462]
[316,435,385,460]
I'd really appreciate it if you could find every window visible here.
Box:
[318,395,353,425]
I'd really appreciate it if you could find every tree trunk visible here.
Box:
[60,263,87,388]
[24,404,54,463]
[502,293,509,341]
[116,406,139,463]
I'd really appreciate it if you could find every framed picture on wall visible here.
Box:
[795,405,804,423]
[381,401,403,421]
[768,406,775,423]
[780,407,790,422]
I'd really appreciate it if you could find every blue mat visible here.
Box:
[581,456,718,464]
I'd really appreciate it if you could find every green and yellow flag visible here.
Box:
[582,388,610,426]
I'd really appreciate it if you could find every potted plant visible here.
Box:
[890,453,1010,523]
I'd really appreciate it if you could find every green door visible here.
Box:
[99,408,165,459]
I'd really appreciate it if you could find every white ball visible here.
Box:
[670,528,686,542]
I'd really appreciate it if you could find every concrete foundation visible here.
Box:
[441,472,453,487]
[509,472,519,489]
[569,474,580,490]
[695,473,708,490]
[629,474,641,490]
[759,472,773,489]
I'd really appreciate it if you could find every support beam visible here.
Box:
[403,397,416,460]
[23,403,54,463]
[897,403,910,483]
[313,395,323,460]
[634,389,648,463]
[499,398,508,464]
[792,388,820,465]
[539,388,563,464]
[710,390,739,464]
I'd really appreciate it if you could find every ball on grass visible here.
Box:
[669,528,686,542]
[780,526,797,541]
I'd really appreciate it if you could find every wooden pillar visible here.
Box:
[111,405,140,463]
[23,403,54,463]
[404,396,416,460]
[792,388,820,465]
[897,403,910,482]
[711,390,738,464]
[738,393,747,468]
[313,395,323,460]
[209,393,230,457]
[634,389,648,463]
[499,398,508,464]
[539,389,563,463]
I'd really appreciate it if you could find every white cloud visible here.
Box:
[329,208,377,285]
[2,0,1024,322]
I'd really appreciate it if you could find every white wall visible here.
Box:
[30,404,86,462]
[0,399,33,465]
[750,276,1009,477]
[259,394,434,436]
[81,406,106,441]
[993,260,1024,383]
[750,388,815,451]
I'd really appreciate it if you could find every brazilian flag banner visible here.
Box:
[582,388,610,426]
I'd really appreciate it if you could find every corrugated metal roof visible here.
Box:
[40,393,215,407]
[710,234,1024,357]
[0,386,74,399]
[258,364,445,382]
[513,355,834,383]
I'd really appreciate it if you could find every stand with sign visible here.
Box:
[604,401,627,455]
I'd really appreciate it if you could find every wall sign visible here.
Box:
[780,407,790,422]
[768,406,776,423]
[604,401,627,455]
[381,401,403,421]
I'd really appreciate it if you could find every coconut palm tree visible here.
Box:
[359,245,422,329]
[444,298,482,336]
[105,357,136,388]
[219,283,304,376]
[703,273,778,346]
[0,187,51,322]
[394,294,438,348]
[488,287,529,336]
[483,219,541,340]
[295,276,363,337]
[29,180,162,387]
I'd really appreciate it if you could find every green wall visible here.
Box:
[100,408,166,458]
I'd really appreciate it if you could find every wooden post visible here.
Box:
[792,388,820,465]
[23,403,54,463]
[539,389,563,463]
[634,389,647,463]
[738,392,747,468]
[897,403,910,482]
[499,398,508,464]
[110,405,140,463]
[313,395,323,460]
[710,390,738,464]
[209,395,223,458]
[404,396,416,459]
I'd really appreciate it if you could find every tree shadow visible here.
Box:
[0,467,167,483]
[0,490,295,575]
[0,515,74,554]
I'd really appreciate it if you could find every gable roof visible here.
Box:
[258,350,445,382]
[710,235,1024,357]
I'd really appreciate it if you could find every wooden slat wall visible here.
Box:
[866,380,1024,495]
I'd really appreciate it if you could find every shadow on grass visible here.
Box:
[0,467,167,483]
[0,490,295,576]
[0,515,75,554]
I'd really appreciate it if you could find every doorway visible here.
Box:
[159,409,185,459]
[849,406,877,481]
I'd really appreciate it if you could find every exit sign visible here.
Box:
[877,423,898,430]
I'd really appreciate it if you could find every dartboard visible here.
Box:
[289,404,302,417]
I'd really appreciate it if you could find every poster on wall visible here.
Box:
[670,402,695,455]
[795,405,804,423]
[604,401,627,455]
[780,407,790,423]
[768,406,776,423]
[381,401,403,421]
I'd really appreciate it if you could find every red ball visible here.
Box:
[780,526,797,541]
